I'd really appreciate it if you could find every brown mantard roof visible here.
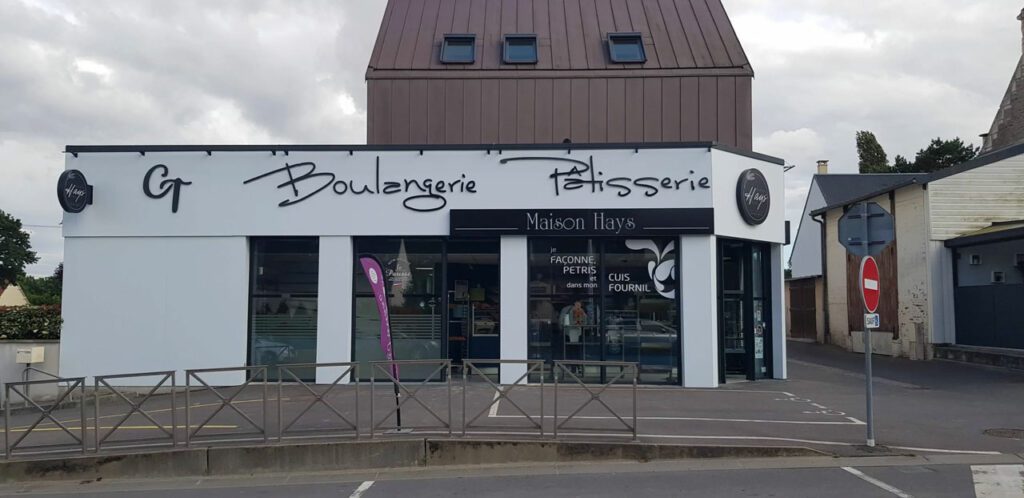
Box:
[367,0,751,76]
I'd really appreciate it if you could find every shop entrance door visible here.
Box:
[717,240,773,382]
[446,240,501,378]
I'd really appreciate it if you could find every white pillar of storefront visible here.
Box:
[680,235,719,388]
[500,236,529,384]
[316,236,354,384]
[771,243,787,379]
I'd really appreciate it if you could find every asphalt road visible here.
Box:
[4,456,1023,497]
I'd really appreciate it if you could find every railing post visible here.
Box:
[79,380,87,454]
[170,372,177,447]
[93,377,100,452]
[553,363,559,439]
[461,362,467,437]
[277,367,284,443]
[184,372,191,448]
[4,384,10,459]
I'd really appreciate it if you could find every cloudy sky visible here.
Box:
[1,0,1020,276]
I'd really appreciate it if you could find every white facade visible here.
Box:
[789,181,825,279]
[60,145,786,387]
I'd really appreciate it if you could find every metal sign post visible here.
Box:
[839,202,895,448]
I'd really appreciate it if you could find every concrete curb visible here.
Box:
[0,439,827,483]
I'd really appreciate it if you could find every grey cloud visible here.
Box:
[0,0,1019,274]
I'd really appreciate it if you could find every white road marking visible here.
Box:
[489,414,864,425]
[488,389,502,418]
[842,467,912,498]
[349,480,375,498]
[890,446,1003,456]
[972,465,1024,497]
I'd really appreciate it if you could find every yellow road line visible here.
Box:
[7,424,237,433]
[8,397,288,431]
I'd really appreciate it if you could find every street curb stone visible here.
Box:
[0,439,827,483]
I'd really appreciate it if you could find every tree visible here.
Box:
[0,209,38,287]
[18,274,61,305]
[53,262,63,285]
[895,137,979,173]
[856,131,890,173]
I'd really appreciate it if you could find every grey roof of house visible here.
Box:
[809,140,1024,217]
[808,173,928,215]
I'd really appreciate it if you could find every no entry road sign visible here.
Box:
[860,256,880,313]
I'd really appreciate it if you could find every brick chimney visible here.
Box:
[816,160,829,175]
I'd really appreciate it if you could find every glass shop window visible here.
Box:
[249,237,319,382]
[354,238,444,380]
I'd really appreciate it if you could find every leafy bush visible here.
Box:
[0,306,61,340]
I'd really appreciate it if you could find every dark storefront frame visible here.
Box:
[717,238,774,382]
[351,237,502,380]
[527,237,682,385]
[247,237,320,382]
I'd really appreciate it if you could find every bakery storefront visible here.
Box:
[58,143,786,388]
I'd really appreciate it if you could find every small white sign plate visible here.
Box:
[864,313,881,330]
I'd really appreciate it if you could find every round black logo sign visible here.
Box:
[57,169,91,213]
[736,169,770,225]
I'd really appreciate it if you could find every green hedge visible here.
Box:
[0,306,62,340]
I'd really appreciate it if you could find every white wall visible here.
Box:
[61,237,249,385]
[0,341,60,402]
[790,181,825,279]
[315,236,354,384]
[710,150,786,244]
[680,235,718,388]
[929,154,1024,240]
[894,186,931,359]
[499,237,529,383]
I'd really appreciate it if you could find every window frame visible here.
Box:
[440,34,477,64]
[503,34,538,64]
[607,32,647,63]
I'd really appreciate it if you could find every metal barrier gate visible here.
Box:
[370,359,452,438]
[553,361,638,440]
[277,362,359,441]
[185,366,268,447]
[4,377,87,456]
[94,371,176,452]
[462,359,544,437]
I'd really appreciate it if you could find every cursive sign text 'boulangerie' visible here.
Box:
[243,156,478,213]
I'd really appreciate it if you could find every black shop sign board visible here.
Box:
[449,208,714,237]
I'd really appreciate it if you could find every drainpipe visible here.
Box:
[812,213,830,344]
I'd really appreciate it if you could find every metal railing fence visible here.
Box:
[277,363,359,441]
[462,360,544,437]
[552,360,638,440]
[0,359,646,459]
[4,377,87,456]
[369,359,452,438]
[94,371,176,452]
[185,366,268,447]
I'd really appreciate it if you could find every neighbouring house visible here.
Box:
[785,161,925,344]
[0,285,29,307]
[787,8,1024,366]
